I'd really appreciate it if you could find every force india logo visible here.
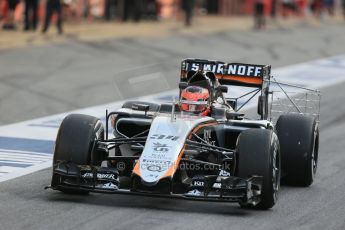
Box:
[152,142,170,152]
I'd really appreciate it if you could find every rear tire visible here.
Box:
[51,114,104,194]
[237,129,280,210]
[276,114,319,187]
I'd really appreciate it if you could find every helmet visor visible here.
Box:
[180,100,208,112]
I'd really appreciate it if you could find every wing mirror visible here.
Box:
[226,111,244,120]
[132,103,150,115]
[226,99,237,111]
[217,85,228,93]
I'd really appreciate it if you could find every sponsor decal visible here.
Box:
[97,173,116,180]
[190,63,263,77]
[190,63,223,73]
[142,159,172,172]
[152,142,170,152]
[187,189,203,196]
[142,159,172,165]
[193,180,204,187]
[189,63,263,77]
[212,183,222,189]
[147,165,164,172]
[150,134,179,141]
[218,169,231,177]
[149,142,172,160]
[81,172,93,178]
[81,172,117,180]
[226,64,262,77]
[192,180,228,189]
[203,129,215,146]
[150,153,169,160]
[100,182,118,189]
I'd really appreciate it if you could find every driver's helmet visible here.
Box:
[180,86,210,113]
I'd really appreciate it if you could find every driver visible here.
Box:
[180,85,211,116]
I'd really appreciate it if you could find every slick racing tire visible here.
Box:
[51,114,104,194]
[276,114,319,187]
[237,129,280,210]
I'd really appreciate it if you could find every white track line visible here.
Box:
[0,161,52,182]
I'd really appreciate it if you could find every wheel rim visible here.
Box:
[311,133,319,177]
[272,143,280,202]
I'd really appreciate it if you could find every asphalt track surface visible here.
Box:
[1,23,345,230]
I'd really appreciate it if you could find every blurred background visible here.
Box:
[0,0,345,125]
[1,0,344,31]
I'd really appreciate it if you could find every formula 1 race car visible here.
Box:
[48,59,321,209]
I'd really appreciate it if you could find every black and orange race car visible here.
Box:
[48,59,320,209]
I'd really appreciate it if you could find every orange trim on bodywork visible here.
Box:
[162,146,186,178]
[220,75,263,85]
[188,121,218,139]
[133,160,141,176]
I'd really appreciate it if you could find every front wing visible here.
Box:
[48,162,263,206]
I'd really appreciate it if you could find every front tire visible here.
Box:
[51,114,104,194]
[237,129,281,210]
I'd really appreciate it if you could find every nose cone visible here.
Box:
[140,178,160,187]
[133,115,214,188]
[139,158,173,185]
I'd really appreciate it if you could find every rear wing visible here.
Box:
[180,59,271,88]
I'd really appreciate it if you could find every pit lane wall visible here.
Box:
[1,54,345,182]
